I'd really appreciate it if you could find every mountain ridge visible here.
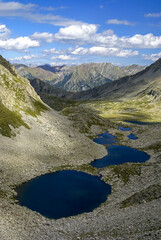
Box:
[14,62,146,92]
[72,58,161,100]
[27,59,161,103]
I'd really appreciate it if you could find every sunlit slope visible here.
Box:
[0,55,48,137]
[85,96,161,123]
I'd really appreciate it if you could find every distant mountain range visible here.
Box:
[14,63,146,92]
[27,58,161,104]
[30,78,73,99]
[73,58,161,101]
[38,64,66,73]
[14,64,58,81]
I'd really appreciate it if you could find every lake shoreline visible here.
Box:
[0,109,161,240]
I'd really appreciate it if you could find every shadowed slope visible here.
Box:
[73,58,161,100]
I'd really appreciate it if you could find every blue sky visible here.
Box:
[0,0,161,66]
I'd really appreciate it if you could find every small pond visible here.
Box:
[128,133,138,140]
[16,170,111,219]
[118,126,131,131]
[93,131,118,145]
[90,145,150,168]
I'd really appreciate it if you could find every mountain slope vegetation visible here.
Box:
[0,56,48,137]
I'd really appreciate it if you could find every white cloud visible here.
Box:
[101,29,114,36]
[55,24,98,41]
[43,48,63,54]
[145,12,161,17]
[32,24,98,44]
[44,46,138,58]
[70,46,138,57]
[142,52,161,61]
[71,47,89,55]
[116,49,138,57]
[25,13,83,27]
[0,24,11,40]
[122,33,161,48]
[0,1,36,11]
[50,61,66,66]
[51,54,77,60]
[0,36,39,50]
[89,47,138,57]
[54,26,161,49]
[41,6,67,11]
[0,1,84,27]
[9,54,40,61]
[106,19,135,26]
[31,32,55,43]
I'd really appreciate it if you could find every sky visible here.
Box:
[0,0,161,66]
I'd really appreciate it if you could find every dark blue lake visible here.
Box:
[118,126,131,131]
[16,170,111,219]
[128,133,138,140]
[93,131,118,145]
[90,145,150,168]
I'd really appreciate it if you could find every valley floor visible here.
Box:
[0,99,161,240]
[84,96,161,123]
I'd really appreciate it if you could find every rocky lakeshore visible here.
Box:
[0,107,161,240]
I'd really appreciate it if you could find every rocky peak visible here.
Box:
[0,55,17,76]
[15,62,147,92]
[150,58,161,72]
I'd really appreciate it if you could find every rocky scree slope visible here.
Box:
[0,55,108,239]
